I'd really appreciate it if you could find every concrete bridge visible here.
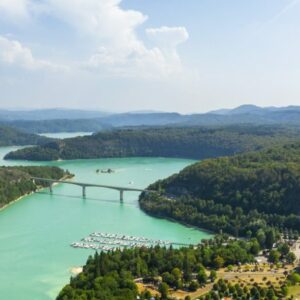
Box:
[31,177,152,202]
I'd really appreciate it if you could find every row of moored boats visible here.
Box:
[71,232,173,250]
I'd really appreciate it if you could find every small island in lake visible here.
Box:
[96,168,115,174]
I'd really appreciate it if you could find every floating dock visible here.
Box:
[71,232,191,250]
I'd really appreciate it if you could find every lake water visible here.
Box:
[0,138,211,300]
[39,132,93,139]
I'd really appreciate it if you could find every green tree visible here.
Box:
[288,272,300,285]
[171,268,182,281]
[266,288,275,300]
[256,229,266,248]
[265,229,276,249]
[189,281,199,292]
[162,272,175,287]
[250,239,261,255]
[209,270,217,282]
[286,252,296,264]
[281,285,288,297]
[213,256,225,269]
[278,243,290,256]
[183,255,192,282]
[197,269,208,285]
[158,282,169,300]
[268,250,280,264]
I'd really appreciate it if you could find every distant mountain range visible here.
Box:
[92,104,300,127]
[0,119,112,134]
[210,104,300,115]
[1,105,300,133]
[0,109,109,121]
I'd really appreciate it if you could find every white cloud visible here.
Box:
[44,0,189,77]
[45,0,150,69]
[146,26,189,48]
[0,35,66,71]
[47,0,147,44]
[145,26,189,75]
[85,45,167,78]
[0,0,189,77]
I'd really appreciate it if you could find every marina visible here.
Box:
[71,232,192,250]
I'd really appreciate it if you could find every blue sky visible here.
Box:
[0,0,299,113]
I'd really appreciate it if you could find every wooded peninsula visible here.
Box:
[139,142,300,241]
[5,125,300,161]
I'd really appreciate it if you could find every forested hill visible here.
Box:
[0,126,50,146]
[139,143,300,239]
[4,125,300,161]
[0,166,71,209]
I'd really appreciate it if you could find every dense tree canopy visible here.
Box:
[140,143,300,240]
[0,166,71,208]
[0,126,50,146]
[6,126,299,161]
[57,237,256,300]
[5,125,300,161]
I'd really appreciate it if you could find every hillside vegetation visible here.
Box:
[0,166,71,208]
[57,238,256,300]
[140,143,300,241]
[5,125,300,161]
[0,126,50,146]
[57,235,298,300]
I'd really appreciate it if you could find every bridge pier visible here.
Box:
[82,186,86,198]
[120,190,124,202]
[49,183,53,194]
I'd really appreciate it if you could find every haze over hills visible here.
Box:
[210,104,300,115]
[1,105,300,133]
[103,105,300,127]
[0,109,109,121]
[101,112,183,127]
[0,119,112,134]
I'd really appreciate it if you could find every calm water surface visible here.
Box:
[0,137,211,300]
[39,132,93,139]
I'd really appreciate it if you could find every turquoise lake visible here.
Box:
[0,135,211,300]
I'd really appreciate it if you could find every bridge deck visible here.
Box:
[31,177,151,192]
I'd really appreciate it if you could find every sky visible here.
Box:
[0,0,299,113]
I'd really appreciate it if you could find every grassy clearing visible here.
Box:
[288,285,300,299]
